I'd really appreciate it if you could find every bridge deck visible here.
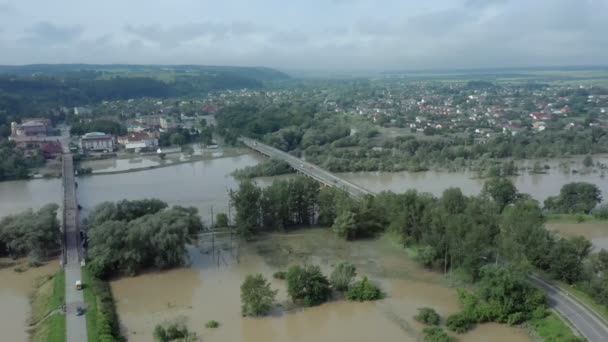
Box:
[241,138,371,197]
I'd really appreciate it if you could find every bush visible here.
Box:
[345,276,383,301]
[330,262,357,291]
[423,326,457,342]
[153,319,197,342]
[286,264,331,306]
[415,307,441,325]
[240,274,277,316]
[205,320,219,328]
[273,271,286,280]
[446,312,474,333]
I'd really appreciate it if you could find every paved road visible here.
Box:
[242,137,608,340]
[241,138,372,197]
[62,154,88,342]
[529,276,608,342]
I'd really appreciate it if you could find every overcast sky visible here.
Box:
[0,0,606,72]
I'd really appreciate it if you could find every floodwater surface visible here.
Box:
[0,260,58,342]
[547,222,608,250]
[111,229,531,342]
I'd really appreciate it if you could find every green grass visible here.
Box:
[30,271,66,342]
[556,281,608,325]
[529,312,584,342]
[81,267,99,342]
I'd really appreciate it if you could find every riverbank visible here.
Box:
[29,270,65,342]
[82,267,123,342]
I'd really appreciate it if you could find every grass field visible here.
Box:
[81,268,98,342]
[529,312,584,342]
[30,271,66,342]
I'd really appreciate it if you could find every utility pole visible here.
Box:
[210,205,214,229]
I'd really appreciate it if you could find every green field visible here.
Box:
[30,271,66,342]
[530,312,584,342]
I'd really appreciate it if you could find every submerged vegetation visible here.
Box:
[86,199,203,278]
[230,175,608,336]
[0,204,60,259]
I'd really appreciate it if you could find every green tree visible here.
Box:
[0,204,60,259]
[482,177,518,212]
[330,262,357,291]
[583,155,593,168]
[231,180,262,239]
[240,274,277,316]
[169,132,186,146]
[544,182,602,214]
[286,264,331,306]
[215,213,229,228]
[332,210,357,240]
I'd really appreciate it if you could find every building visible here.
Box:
[160,117,176,129]
[74,107,92,116]
[80,132,115,152]
[10,118,51,137]
[117,132,158,151]
[136,116,162,127]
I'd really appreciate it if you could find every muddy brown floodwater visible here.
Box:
[547,222,608,251]
[0,260,58,342]
[111,229,531,342]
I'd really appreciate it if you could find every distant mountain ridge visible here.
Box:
[0,64,289,81]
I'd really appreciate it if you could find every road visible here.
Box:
[529,276,608,342]
[242,138,608,341]
[241,137,372,197]
[62,153,88,342]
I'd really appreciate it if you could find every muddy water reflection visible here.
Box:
[112,230,530,342]
[0,260,58,342]
[0,178,61,218]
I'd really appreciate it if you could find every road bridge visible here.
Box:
[242,137,608,341]
[62,151,88,342]
[241,137,372,198]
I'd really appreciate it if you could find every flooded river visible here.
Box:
[0,260,58,342]
[111,229,531,342]
[548,222,608,251]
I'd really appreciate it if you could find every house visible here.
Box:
[74,107,92,116]
[117,132,158,150]
[80,132,115,152]
[160,117,176,129]
[10,119,51,137]
[532,122,546,132]
[530,112,551,121]
[136,116,162,127]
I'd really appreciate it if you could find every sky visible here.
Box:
[0,0,606,72]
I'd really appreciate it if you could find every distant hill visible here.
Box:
[0,64,289,82]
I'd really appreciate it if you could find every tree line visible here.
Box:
[230,176,608,331]
[0,140,45,181]
[86,199,203,279]
[0,204,60,259]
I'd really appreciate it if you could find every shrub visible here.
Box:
[423,326,457,342]
[273,271,286,280]
[286,264,331,306]
[415,307,441,325]
[330,262,357,291]
[240,274,277,316]
[205,320,219,328]
[345,276,383,301]
[446,312,474,333]
[153,319,197,342]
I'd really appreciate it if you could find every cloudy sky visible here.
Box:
[0,0,606,72]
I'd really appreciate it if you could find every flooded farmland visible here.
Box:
[111,229,531,342]
[548,222,608,251]
[0,260,58,342]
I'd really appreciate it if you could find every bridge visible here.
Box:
[241,137,372,198]
[61,148,88,341]
[242,137,608,342]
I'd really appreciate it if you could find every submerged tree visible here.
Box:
[240,274,277,316]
